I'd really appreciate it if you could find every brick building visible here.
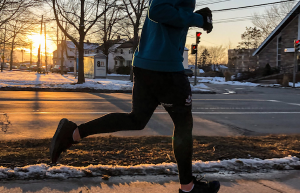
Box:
[228,48,258,72]
[253,2,300,73]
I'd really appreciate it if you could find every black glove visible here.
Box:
[195,7,213,33]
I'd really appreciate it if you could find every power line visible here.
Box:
[197,0,231,6]
[212,0,296,12]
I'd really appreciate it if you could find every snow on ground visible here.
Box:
[196,76,300,87]
[0,71,210,92]
[0,156,299,180]
[196,77,261,87]
[107,73,130,77]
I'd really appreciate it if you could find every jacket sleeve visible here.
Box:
[148,0,203,28]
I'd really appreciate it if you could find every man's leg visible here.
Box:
[164,105,194,186]
[50,67,159,163]
[77,68,158,138]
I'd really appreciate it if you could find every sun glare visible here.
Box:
[27,33,56,56]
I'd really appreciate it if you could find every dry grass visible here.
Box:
[0,135,299,168]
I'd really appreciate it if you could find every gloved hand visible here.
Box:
[195,7,213,33]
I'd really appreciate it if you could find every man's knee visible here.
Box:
[128,112,150,130]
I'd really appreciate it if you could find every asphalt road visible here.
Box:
[0,85,300,140]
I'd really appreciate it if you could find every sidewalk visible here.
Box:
[0,171,299,193]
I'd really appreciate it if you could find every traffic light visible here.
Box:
[191,44,197,54]
[196,32,202,44]
[294,40,300,52]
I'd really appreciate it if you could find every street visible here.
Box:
[0,85,300,141]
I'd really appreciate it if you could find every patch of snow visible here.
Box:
[197,77,260,87]
[0,71,212,92]
[0,156,299,180]
[107,74,130,77]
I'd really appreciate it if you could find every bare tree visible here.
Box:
[207,45,227,65]
[0,0,41,27]
[6,17,36,70]
[120,0,149,80]
[51,0,116,84]
[252,2,296,39]
[93,0,124,75]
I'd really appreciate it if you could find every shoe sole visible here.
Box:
[50,118,69,163]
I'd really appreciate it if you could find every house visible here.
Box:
[97,39,190,72]
[228,48,258,72]
[52,40,99,70]
[252,1,300,73]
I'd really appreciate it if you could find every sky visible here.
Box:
[186,0,297,48]
[14,0,297,63]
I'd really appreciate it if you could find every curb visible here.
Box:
[0,87,216,94]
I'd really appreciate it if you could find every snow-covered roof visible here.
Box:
[253,1,300,56]
[66,41,99,50]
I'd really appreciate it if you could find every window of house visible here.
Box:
[277,36,282,68]
[85,50,89,54]
[115,61,118,66]
[120,60,124,66]
[120,49,123,54]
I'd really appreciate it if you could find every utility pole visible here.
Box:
[30,42,32,66]
[37,15,43,70]
[60,20,64,75]
[44,22,47,73]
[21,50,24,63]
[194,32,202,86]
[293,40,300,88]
[1,25,6,72]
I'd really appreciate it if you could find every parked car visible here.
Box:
[184,69,194,77]
[29,65,38,71]
[19,64,28,70]
[2,63,9,69]
[51,65,69,74]
[38,66,47,74]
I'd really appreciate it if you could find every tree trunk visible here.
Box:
[77,0,85,84]
[77,40,85,84]
[130,25,140,82]
[10,38,15,71]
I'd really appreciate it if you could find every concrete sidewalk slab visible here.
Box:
[0,171,299,193]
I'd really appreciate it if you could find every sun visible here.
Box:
[27,33,57,56]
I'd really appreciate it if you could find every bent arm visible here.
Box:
[148,0,203,28]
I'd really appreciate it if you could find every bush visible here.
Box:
[224,71,231,81]
[263,63,272,76]
[116,66,131,75]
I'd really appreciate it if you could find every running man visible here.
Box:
[50,0,220,192]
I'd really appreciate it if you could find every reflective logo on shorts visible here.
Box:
[185,95,192,106]
[161,103,173,107]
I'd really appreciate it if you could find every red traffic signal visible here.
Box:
[191,44,197,54]
[196,32,202,44]
[295,40,300,51]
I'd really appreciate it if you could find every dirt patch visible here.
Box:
[0,135,299,168]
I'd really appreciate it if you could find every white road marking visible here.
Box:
[1,112,300,115]
[286,103,300,106]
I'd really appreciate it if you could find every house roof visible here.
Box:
[114,56,125,60]
[118,41,134,48]
[253,1,300,56]
[65,41,99,50]
[96,39,126,51]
